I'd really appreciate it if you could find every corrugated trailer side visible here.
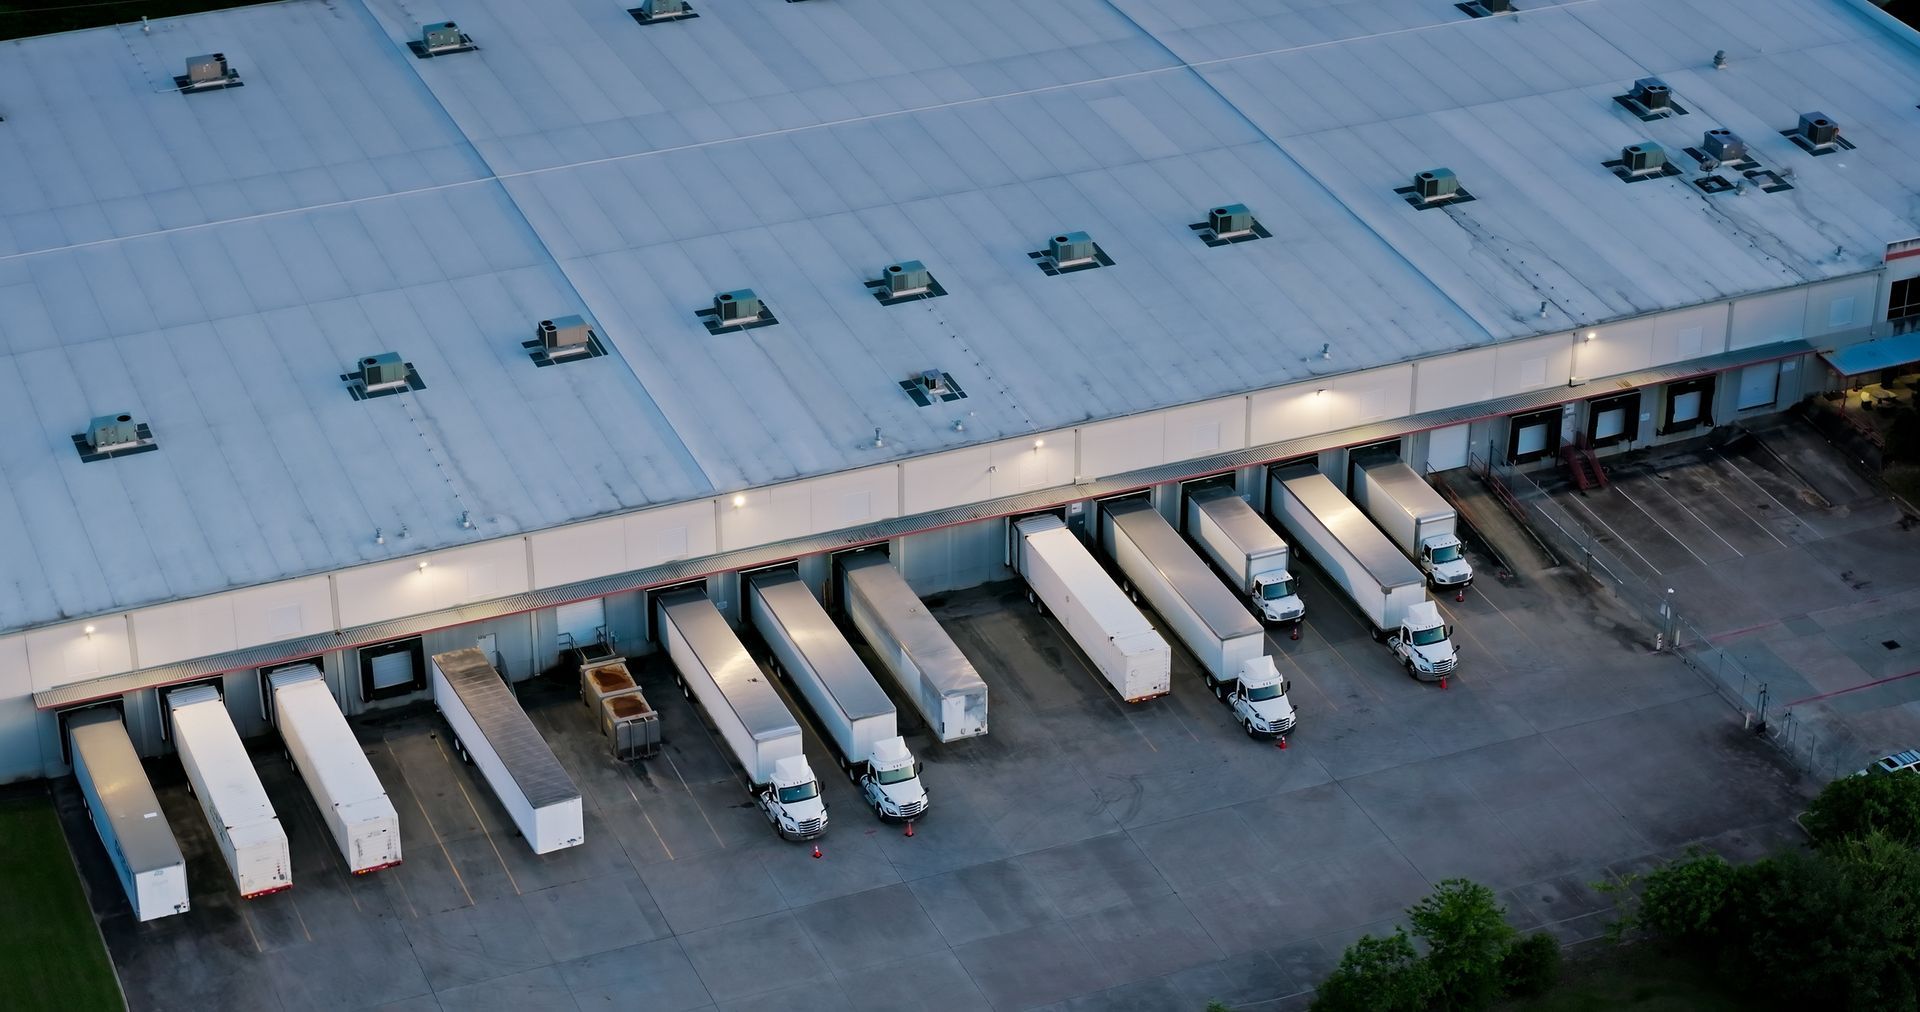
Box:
[167,685,291,898]
[68,708,189,921]
[269,666,400,874]
[838,553,988,741]
[430,649,583,855]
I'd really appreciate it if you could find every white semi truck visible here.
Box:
[268,665,401,874]
[655,588,828,841]
[1351,459,1474,588]
[1099,498,1296,737]
[1011,514,1171,702]
[430,649,584,854]
[836,551,988,742]
[67,708,190,921]
[1184,485,1306,626]
[1269,472,1458,680]
[167,684,291,898]
[747,570,928,821]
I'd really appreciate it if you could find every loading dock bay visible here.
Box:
[55,499,1831,1011]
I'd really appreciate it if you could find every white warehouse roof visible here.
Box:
[1,0,1916,634]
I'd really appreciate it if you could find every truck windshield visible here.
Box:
[1411,626,1448,646]
[1260,578,1295,600]
[1431,544,1462,564]
[1246,684,1283,702]
[776,781,819,804]
[875,765,918,786]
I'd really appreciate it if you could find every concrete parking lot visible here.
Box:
[57,518,1815,1011]
[1546,418,1920,772]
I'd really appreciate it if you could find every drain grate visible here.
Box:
[1887,640,1903,650]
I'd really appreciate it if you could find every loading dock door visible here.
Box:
[1426,424,1469,472]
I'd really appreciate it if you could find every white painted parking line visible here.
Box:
[1564,492,1668,577]
[1607,483,1713,567]
[1714,447,1824,539]
[1645,472,1744,557]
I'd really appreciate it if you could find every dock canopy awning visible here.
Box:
[1822,333,1920,377]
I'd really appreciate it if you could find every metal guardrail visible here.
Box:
[1471,452,1854,780]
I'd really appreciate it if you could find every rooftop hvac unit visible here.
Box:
[420,22,464,52]
[1797,112,1838,147]
[1048,232,1095,265]
[715,290,762,322]
[1630,78,1671,110]
[643,0,687,15]
[919,369,949,396]
[185,54,230,87]
[89,413,142,451]
[884,261,931,296]
[1208,204,1254,237]
[1413,168,1459,201]
[360,353,408,388]
[539,315,593,352]
[1622,142,1667,174]
[1702,129,1746,163]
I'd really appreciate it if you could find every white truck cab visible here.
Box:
[861,736,928,820]
[1386,600,1457,680]
[759,755,828,841]
[1222,656,1296,738]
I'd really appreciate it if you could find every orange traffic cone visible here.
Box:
[904,821,914,838]
[812,844,822,859]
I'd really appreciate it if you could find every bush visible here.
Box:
[1499,932,1561,998]
[1407,878,1516,1011]
[1631,850,1736,948]
[1309,929,1437,1012]
[1803,770,1920,848]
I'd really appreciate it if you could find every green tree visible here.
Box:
[1629,849,1736,949]
[1309,929,1437,1012]
[1498,932,1562,999]
[1407,878,1515,1011]
[1802,770,1920,848]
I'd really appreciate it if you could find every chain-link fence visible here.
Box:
[1470,453,1854,780]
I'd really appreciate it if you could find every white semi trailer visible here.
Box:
[1099,498,1295,737]
[67,708,189,921]
[835,551,988,742]
[1184,485,1306,626]
[1351,459,1474,588]
[1268,472,1458,680]
[268,666,401,874]
[1011,514,1171,702]
[167,684,291,898]
[655,588,827,841]
[429,649,584,854]
[747,570,928,821]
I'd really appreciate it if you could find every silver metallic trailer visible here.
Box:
[836,552,987,742]
[268,666,401,874]
[67,708,189,921]
[654,589,827,841]
[748,570,927,821]
[1011,514,1171,702]
[429,649,583,854]
[168,684,291,898]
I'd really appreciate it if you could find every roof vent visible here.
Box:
[73,413,157,461]
[1398,168,1474,208]
[699,289,777,334]
[901,369,967,406]
[345,352,422,400]
[1606,141,1680,182]
[1613,77,1686,120]
[1701,129,1746,164]
[175,54,241,93]
[1783,111,1850,155]
[1191,203,1269,246]
[630,0,699,24]
[1456,0,1514,16]
[409,22,477,58]
[1030,231,1112,275]
[526,314,605,366]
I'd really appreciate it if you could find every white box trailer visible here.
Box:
[1268,472,1457,679]
[747,570,928,821]
[1011,514,1171,702]
[1098,498,1266,687]
[167,684,291,898]
[654,589,827,841]
[836,552,988,742]
[67,708,189,921]
[1184,485,1306,626]
[268,666,400,874]
[429,649,583,854]
[1351,459,1473,587]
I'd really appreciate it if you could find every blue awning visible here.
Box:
[1822,333,1920,376]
